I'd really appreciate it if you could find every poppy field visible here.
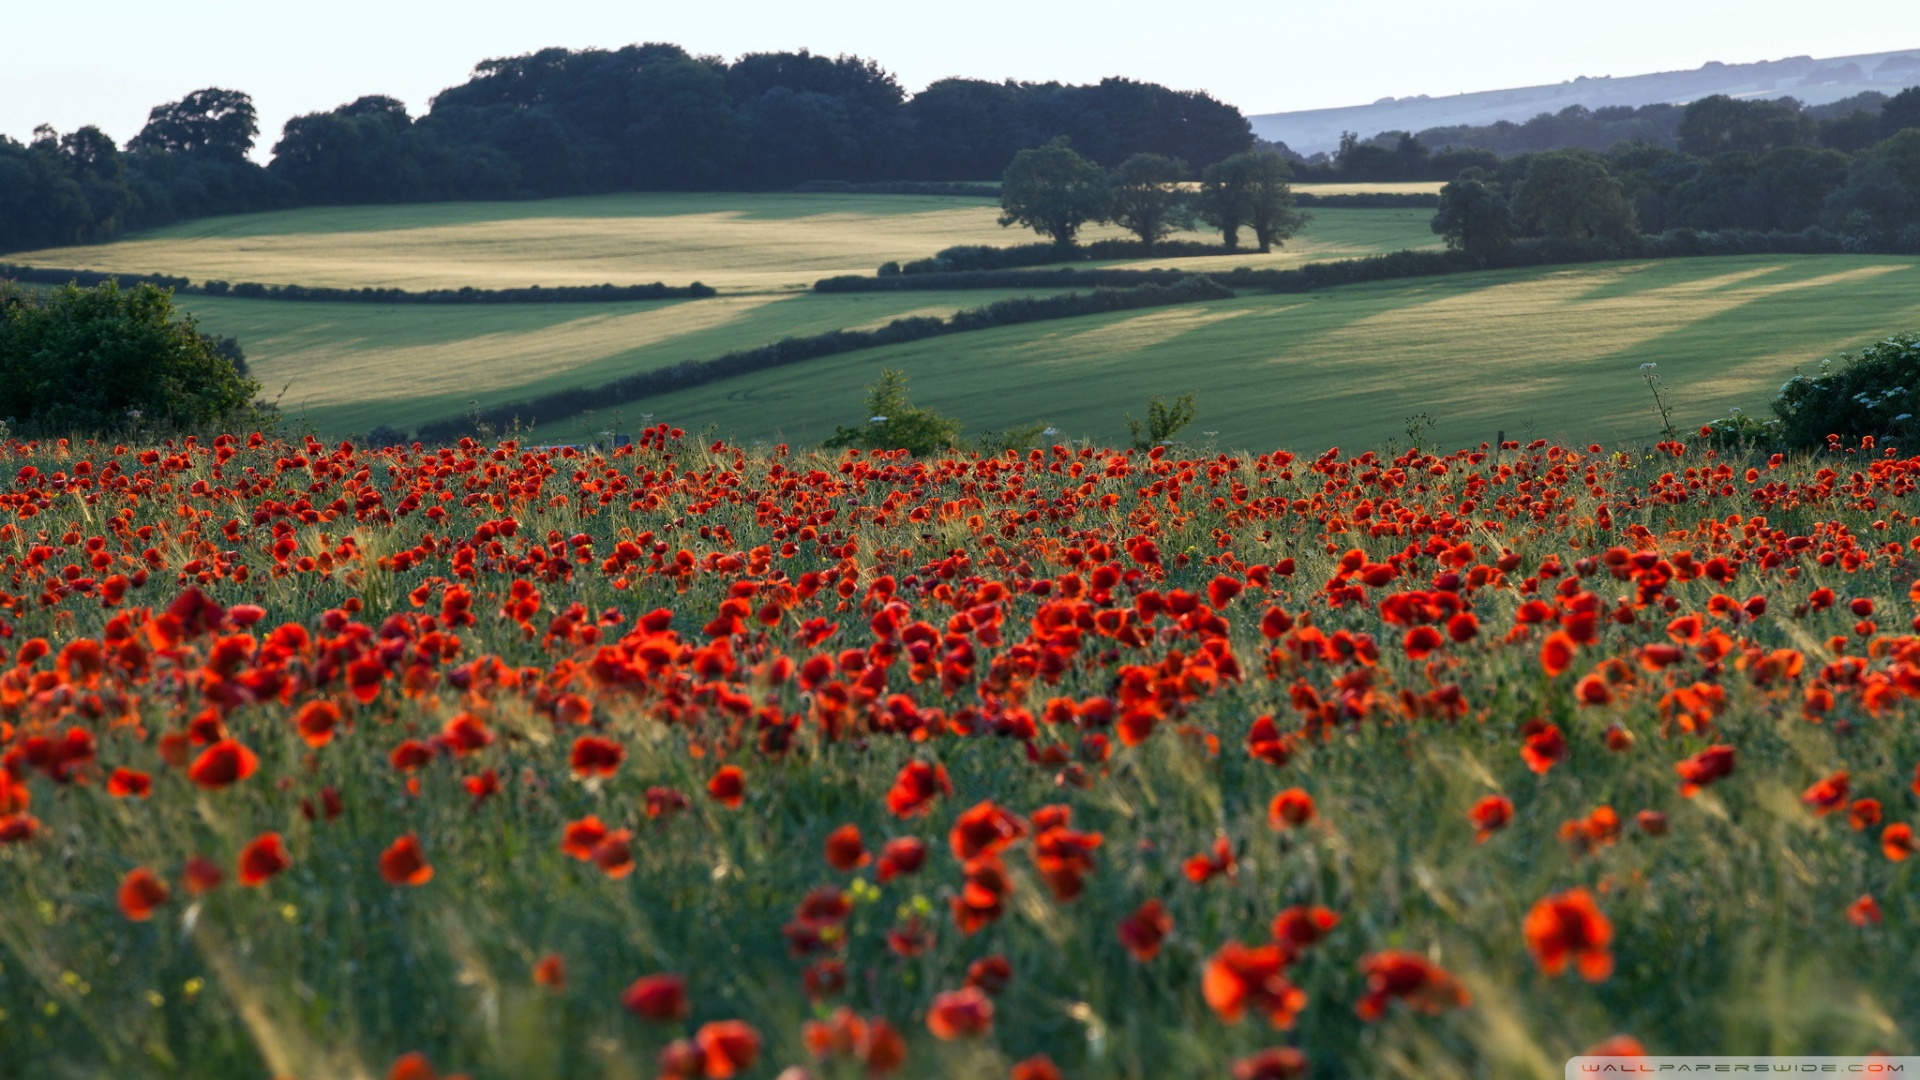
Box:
[3,428,1920,1079]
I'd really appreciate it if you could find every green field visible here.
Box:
[190,290,1072,437]
[15,194,1441,293]
[570,256,1920,452]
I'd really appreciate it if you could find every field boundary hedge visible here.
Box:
[413,276,1235,442]
[819,227,1868,295]
[1293,192,1439,208]
[0,264,718,303]
[792,180,1000,197]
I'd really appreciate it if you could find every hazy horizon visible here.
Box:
[4,0,1915,157]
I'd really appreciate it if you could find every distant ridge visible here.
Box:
[1251,48,1920,154]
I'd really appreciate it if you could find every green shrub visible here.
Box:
[0,280,264,434]
[823,370,963,458]
[1771,332,1920,450]
[1126,393,1197,450]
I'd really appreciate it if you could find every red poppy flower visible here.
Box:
[294,700,342,747]
[441,713,493,755]
[1583,1035,1647,1058]
[1882,823,1915,861]
[1675,745,1736,796]
[823,824,870,871]
[183,855,223,894]
[1232,1048,1311,1080]
[118,866,170,921]
[533,953,566,991]
[1268,788,1315,829]
[1119,898,1173,961]
[0,813,39,844]
[1012,1055,1066,1080]
[886,760,953,818]
[1185,836,1237,883]
[107,767,152,798]
[561,815,609,860]
[1540,631,1576,677]
[949,801,1027,861]
[1524,888,1614,981]
[592,829,635,879]
[1271,905,1339,952]
[1847,894,1883,926]
[646,786,692,818]
[1849,798,1882,830]
[706,766,746,808]
[1635,810,1668,836]
[958,955,1009,997]
[694,1020,760,1079]
[569,735,624,778]
[622,973,689,1021]
[1468,795,1513,843]
[926,986,994,1039]
[1520,723,1567,774]
[875,837,927,882]
[187,739,258,789]
[1245,715,1294,766]
[237,832,291,886]
[1574,673,1613,706]
[379,833,433,886]
[1355,950,1472,1020]
[1203,942,1307,1028]
[1800,770,1850,816]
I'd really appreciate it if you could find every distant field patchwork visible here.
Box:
[14,194,1442,293]
[585,256,1920,452]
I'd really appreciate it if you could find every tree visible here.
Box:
[1510,151,1636,241]
[1107,153,1189,249]
[822,370,962,457]
[998,137,1111,247]
[128,88,259,160]
[0,281,263,433]
[1883,87,1920,141]
[1677,95,1812,158]
[1431,172,1516,256]
[1198,151,1304,252]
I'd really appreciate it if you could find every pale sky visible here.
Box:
[4,0,1915,155]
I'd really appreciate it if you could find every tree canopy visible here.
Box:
[998,138,1111,247]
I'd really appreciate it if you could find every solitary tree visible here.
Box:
[998,137,1110,247]
[1200,151,1305,252]
[1510,151,1636,242]
[127,88,260,160]
[1107,153,1189,249]
[1431,172,1517,257]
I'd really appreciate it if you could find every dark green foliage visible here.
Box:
[1431,173,1517,256]
[1822,129,1920,248]
[793,180,999,197]
[1198,152,1305,252]
[1414,103,1688,157]
[1771,332,1920,450]
[885,237,1233,276]
[1880,87,1920,141]
[822,369,964,457]
[0,281,263,433]
[415,277,1235,442]
[1293,192,1439,209]
[998,138,1112,246]
[0,264,713,305]
[1107,153,1190,248]
[1677,95,1815,158]
[1126,393,1197,450]
[1511,151,1637,241]
[127,88,260,161]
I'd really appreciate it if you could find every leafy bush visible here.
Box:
[1127,393,1198,450]
[1771,332,1920,450]
[823,370,963,457]
[0,264,715,304]
[0,280,265,434]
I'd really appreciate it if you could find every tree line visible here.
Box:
[1,44,1253,254]
[1293,88,1920,182]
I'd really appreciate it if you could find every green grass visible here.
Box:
[15,194,1440,294]
[186,290,1069,438]
[567,256,1920,452]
